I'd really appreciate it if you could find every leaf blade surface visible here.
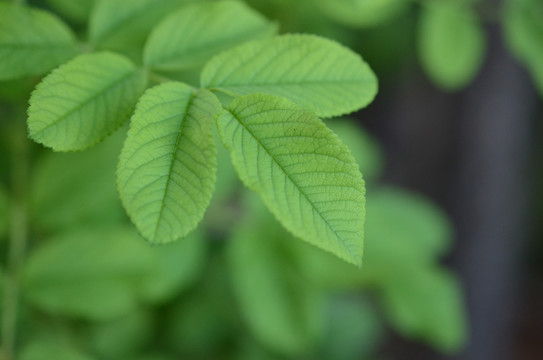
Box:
[28,52,147,151]
[117,82,221,243]
[144,1,277,71]
[201,34,377,118]
[0,3,78,80]
[218,94,365,265]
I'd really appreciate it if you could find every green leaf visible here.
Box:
[418,2,485,90]
[0,3,78,80]
[139,230,207,303]
[327,119,384,182]
[118,82,221,244]
[316,0,409,28]
[30,130,125,231]
[291,186,452,290]
[504,0,543,96]
[23,227,155,320]
[365,187,452,264]
[144,1,277,72]
[165,256,239,356]
[323,297,383,360]
[201,34,377,118]
[89,0,195,57]
[90,310,153,359]
[228,195,326,355]
[28,52,147,151]
[0,184,8,239]
[45,0,96,23]
[381,267,467,352]
[21,340,95,360]
[218,94,366,266]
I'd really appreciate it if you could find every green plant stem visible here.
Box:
[1,119,29,360]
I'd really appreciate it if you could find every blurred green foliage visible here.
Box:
[8,0,532,358]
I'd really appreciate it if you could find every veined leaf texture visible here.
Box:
[28,52,147,151]
[201,34,378,118]
[218,94,366,266]
[117,82,221,244]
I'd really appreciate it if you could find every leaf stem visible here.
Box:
[1,116,29,360]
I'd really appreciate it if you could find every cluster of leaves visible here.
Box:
[0,0,469,358]
[0,113,466,359]
[1,0,381,266]
[245,0,543,93]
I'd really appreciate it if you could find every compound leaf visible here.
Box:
[418,2,485,90]
[218,94,366,266]
[28,52,147,151]
[0,3,78,80]
[144,1,277,72]
[201,34,377,118]
[118,82,221,244]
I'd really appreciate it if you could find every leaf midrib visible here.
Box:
[152,91,196,240]
[226,109,358,261]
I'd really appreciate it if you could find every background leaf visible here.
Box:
[45,0,96,23]
[380,267,467,353]
[139,230,207,303]
[23,227,154,320]
[30,130,125,231]
[28,52,147,151]
[218,94,366,265]
[20,340,95,360]
[89,310,153,359]
[365,187,452,265]
[117,83,221,244]
[89,0,197,59]
[227,194,326,355]
[144,1,277,72]
[0,3,78,80]
[201,34,378,118]
[321,297,383,360]
[504,0,543,96]
[327,119,384,182]
[418,2,485,90]
[316,0,409,28]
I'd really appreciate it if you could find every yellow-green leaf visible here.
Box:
[201,34,377,118]
[144,1,277,71]
[28,52,147,151]
[0,3,78,80]
[218,94,366,265]
[117,82,221,243]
